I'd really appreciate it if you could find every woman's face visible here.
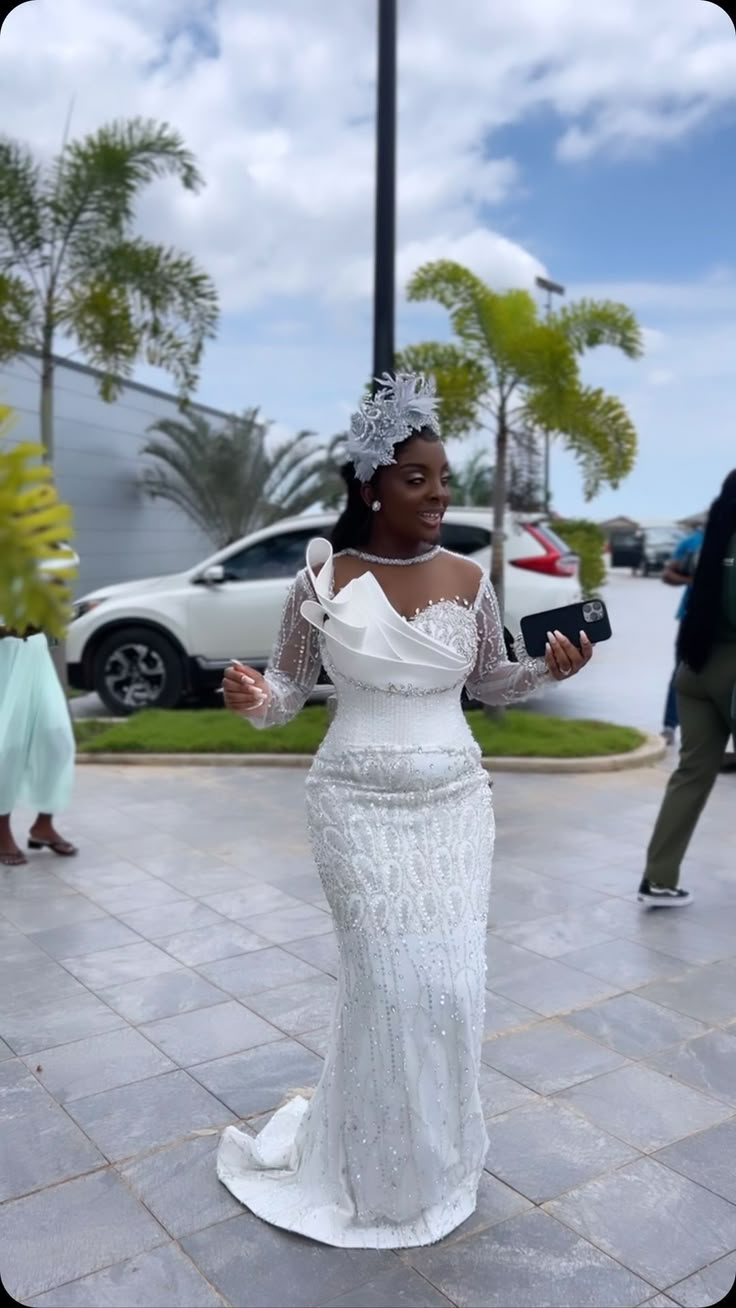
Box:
[363,433,451,544]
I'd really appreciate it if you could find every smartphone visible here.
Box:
[520,598,612,659]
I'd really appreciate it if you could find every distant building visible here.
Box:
[1,352,230,598]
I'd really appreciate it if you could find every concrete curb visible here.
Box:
[76,734,666,774]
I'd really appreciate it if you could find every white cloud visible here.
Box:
[2,0,735,523]
[2,0,734,315]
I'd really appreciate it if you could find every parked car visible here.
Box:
[609,525,686,576]
[67,509,581,714]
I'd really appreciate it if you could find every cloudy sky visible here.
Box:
[1,0,735,520]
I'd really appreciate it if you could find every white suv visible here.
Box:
[67,509,580,715]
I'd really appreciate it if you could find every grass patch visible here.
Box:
[74,706,645,759]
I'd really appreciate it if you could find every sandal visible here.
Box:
[28,837,78,857]
[1,851,28,867]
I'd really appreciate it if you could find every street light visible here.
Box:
[535,274,565,514]
[372,0,397,387]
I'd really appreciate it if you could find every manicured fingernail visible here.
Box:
[547,630,555,642]
[554,629,564,640]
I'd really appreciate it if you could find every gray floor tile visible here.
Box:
[181,1211,396,1308]
[27,1243,225,1306]
[654,1119,736,1205]
[201,884,309,920]
[60,941,183,989]
[64,1070,235,1161]
[405,1206,652,1307]
[481,1019,627,1094]
[646,1029,736,1106]
[322,1264,453,1306]
[198,946,323,996]
[1,991,125,1057]
[244,976,338,1035]
[490,956,621,1017]
[141,1000,283,1066]
[563,994,709,1059]
[296,1027,331,1058]
[1,895,105,933]
[636,961,736,1025]
[121,1135,242,1239]
[156,923,270,967]
[283,932,342,978]
[483,1098,638,1203]
[545,1157,736,1289]
[31,919,143,962]
[482,990,541,1038]
[0,1036,14,1060]
[485,936,547,981]
[448,1169,534,1243]
[0,1060,104,1202]
[190,1037,324,1118]
[666,1250,736,1307]
[240,903,334,945]
[0,1168,167,1301]
[118,899,228,940]
[88,880,190,915]
[492,907,624,960]
[622,916,736,967]
[556,1063,732,1152]
[26,1026,175,1102]
[477,1063,540,1118]
[561,939,690,988]
[99,968,228,1023]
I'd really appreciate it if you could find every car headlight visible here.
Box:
[72,598,108,621]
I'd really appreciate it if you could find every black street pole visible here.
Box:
[372,0,397,386]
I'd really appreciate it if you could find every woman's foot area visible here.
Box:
[0,816,27,866]
[28,815,77,856]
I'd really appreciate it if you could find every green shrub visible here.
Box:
[555,518,606,596]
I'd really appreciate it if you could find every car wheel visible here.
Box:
[93,627,184,715]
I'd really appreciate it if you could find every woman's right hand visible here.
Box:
[222,661,270,717]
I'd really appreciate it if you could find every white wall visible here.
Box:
[1,353,227,598]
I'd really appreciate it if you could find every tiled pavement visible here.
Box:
[1,760,735,1307]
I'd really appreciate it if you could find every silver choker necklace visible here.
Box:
[341,545,442,565]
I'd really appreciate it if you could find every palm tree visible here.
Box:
[141,409,329,548]
[0,118,219,462]
[398,261,643,615]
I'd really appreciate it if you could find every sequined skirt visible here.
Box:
[218,738,494,1248]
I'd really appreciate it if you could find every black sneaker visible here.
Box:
[638,879,692,908]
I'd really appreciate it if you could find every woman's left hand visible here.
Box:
[545,630,593,681]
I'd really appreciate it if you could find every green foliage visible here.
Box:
[0,119,219,457]
[555,518,607,596]
[397,259,643,610]
[142,409,328,547]
[0,404,76,637]
[73,705,644,759]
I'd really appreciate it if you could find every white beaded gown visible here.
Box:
[217,539,549,1248]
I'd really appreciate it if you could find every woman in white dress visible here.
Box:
[218,374,592,1248]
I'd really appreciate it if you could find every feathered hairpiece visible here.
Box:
[346,371,441,483]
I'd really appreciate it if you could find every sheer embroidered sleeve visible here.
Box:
[242,569,323,729]
[465,574,552,706]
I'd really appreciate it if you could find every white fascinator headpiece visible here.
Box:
[346,371,441,483]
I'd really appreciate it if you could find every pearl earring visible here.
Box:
[371,500,381,513]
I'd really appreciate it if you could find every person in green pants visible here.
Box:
[639,469,736,907]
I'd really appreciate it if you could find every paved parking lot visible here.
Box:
[1,757,735,1306]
